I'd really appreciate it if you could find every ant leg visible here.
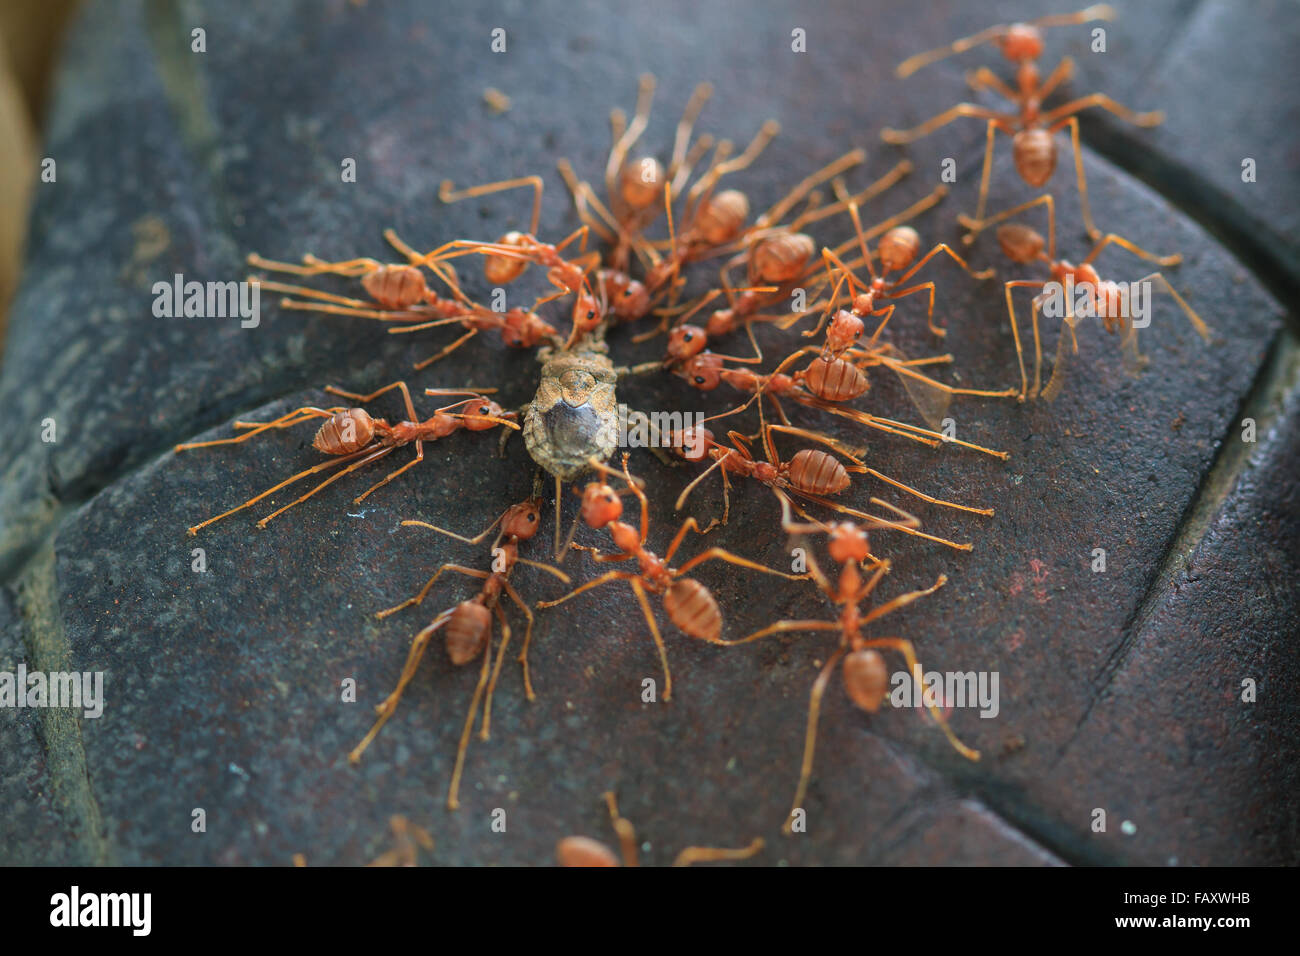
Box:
[439,175,543,237]
[714,619,839,647]
[628,577,673,701]
[881,105,1011,144]
[1036,55,1075,101]
[256,446,396,528]
[246,252,379,277]
[1057,116,1102,241]
[502,580,539,702]
[535,571,638,610]
[352,444,423,504]
[958,193,1056,259]
[347,608,454,764]
[783,647,846,835]
[757,148,864,230]
[672,838,765,867]
[824,185,949,263]
[1031,294,1046,398]
[1039,317,1079,403]
[1082,233,1182,269]
[480,603,513,741]
[895,22,1024,78]
[616,453,651,547]
[412,328,479,371]
[895,243,996,287]
[858,637,980,761]
[882,354,1019,398]
[375,563,488,620]
[186,448,376,535]
[606,74,656,207]
[861,575,947,623]
[1135,272,1212,341]
[1040,93,1164,130]
[965,66,1017,101]
[798,492,976,551]
[673,547,812,584]
[972,118,997,227]
[555,158,619,244]
[668,81,713,181]
[674,456,728,513]
[856,466,995,516]
[1004,281,1042,401]
[603,792,640,867]
[448,628,493,811]
[174,407,338,451]
[325,380,418,421]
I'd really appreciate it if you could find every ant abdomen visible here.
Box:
[694,189,750,245]
[445,600,492,665]
[803,356,869,402]
[843,649,888,713]
[1012,128,1057,187]
[313,408,376,455]
[751,232,815,283]
[663,578,722,643]
[360,265,427,310]
[787,449,851,496]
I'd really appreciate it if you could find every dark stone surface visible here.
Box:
[2,0,1296,865]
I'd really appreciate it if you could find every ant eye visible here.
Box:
[587,310,595,319]
[684,332,694,341]
[694,376,705,385]
[527,513,537,522]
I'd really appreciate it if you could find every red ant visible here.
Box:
[248,231,561,369]
[555,74,722,279]
[671,413,992,552]
[175,381,517,534]
[348,497,568,810]
[536,455,809,700]
[716,508,979,833]
[963,193,1209,401]
[807,182,1000,342]
[557,791,764,867]
[675,343,1011,457]
[883,4,1163,242]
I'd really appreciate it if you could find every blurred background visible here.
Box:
[0,0,76,346]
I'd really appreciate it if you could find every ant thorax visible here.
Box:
[524,346,620,480]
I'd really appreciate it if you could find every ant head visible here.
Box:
[666,324,708,361]
[995,223,1046,264]
[678,352,725,390]
[827,310,866,352]
[827,522,871,564]
[572,290,602,331]
[670,425,714,462]
[501,499,543,540]
[877,226,920,274]
[612,278,650,321]
[580,483,623,528]
[998,24,1044,62]
[461,399,507,431]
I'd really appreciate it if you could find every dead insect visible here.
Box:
[556,792,764,867]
